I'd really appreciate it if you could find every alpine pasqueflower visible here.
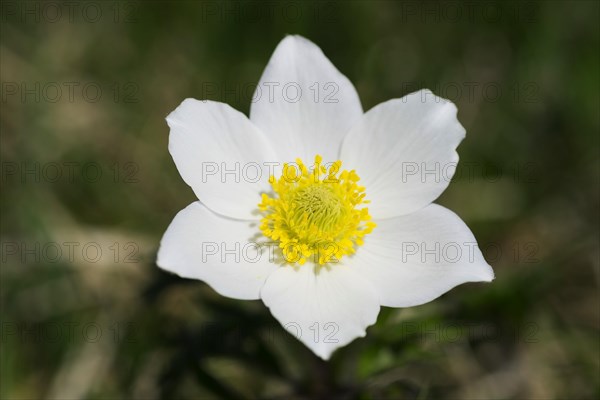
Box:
[157,35,494,360]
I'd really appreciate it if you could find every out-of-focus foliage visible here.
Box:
[1,1,598,399]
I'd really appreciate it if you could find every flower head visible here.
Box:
[157,35,494,360]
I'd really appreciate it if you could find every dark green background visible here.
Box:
[1,1,599,398]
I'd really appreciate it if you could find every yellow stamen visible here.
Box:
[258,155,376,265]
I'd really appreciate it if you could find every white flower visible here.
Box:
[157,35,494,360]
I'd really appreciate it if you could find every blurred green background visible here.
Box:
[1,0,599,398]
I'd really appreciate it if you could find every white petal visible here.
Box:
[341,89,465,218]
[157,202,278,300]
[260,264,380,360]
[250,35,363,163]
[345,204,494,307]
[167,99,277,220]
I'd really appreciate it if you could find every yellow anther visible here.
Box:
[258,155,376,265]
